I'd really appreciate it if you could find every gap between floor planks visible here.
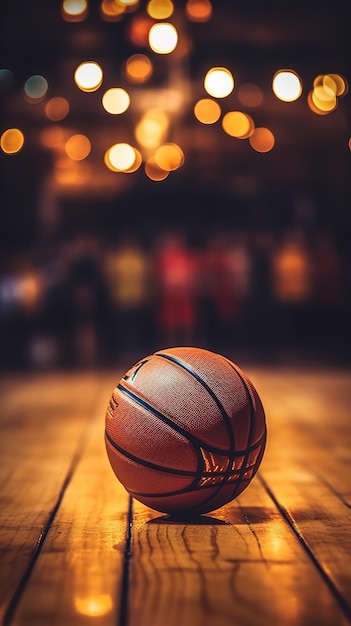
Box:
[1,368,350,626]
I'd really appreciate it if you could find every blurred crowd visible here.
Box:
[0,227,349,370]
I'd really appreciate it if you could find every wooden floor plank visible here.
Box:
[127,480,349,626]
[0,373,110,622]
[251,367,351,620]
[1,366,350,626]
[10,374,130,626]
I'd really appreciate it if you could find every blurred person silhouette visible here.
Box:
[66,235,106,367]
[312,231,346,358]
[248,231,275,359]
[202,231,251,352]
[0,255,42,369]
[152,231,199,348]
[26,244,71,368]
[271,228,314,357]
[103,234,150,363]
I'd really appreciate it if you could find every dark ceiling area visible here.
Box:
[1,0,351,249]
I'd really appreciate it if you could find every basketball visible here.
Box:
[105,347,267,516]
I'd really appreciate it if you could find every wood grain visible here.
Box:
[1,367,350,626]
[7,374,130,626]
[253,367,351,619]
[0,373,106,622]
[128,477,349,626]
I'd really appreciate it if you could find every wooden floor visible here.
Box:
[1,363,351,626]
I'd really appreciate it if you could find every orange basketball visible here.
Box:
[105,347,267,516]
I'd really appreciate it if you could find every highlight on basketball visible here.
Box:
[105,346,267,516]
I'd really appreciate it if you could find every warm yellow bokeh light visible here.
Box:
[124,54,153,83]
[24,75,48,101]
[249,127,275,153]
[185,0,213,22]
[327,73,348,96]
[272,70,302,102]
[311,86,337,112]
[145,158,169,181]
[148,23,178,54]
[124,148,143,173]
[65,134,91,160]
[313,73,347,98]
[117,0,139,5]
[237,83,264,108]
[204,67,234,98]
[222,111,254,139]
[194,98,221,124]
[107,143,136,171]
[74,62,103,92]
[147,0,174,19]
[348,137,351,151]
[1,128,25,154]
[104,145,142,173]
[307,91,330,116]
[75,594,113,617]
[135,109,169,149]
[62,0,88,21]
[45,97,70,121]
[154,143,184,171]
[102,88,130,114]
[100,0,126,20]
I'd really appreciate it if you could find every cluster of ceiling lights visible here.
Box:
[0,0,349,184]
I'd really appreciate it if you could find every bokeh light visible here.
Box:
[0,128,25,154]
[129,15,154,46]
[307,91,330,116]
[194,98,221,124]
[313,73,348,98]
[65,134,91,160]
[61,0,88,21]
[75,594,113,617]
[45,97,70,121]
[106,143,137,171]
[24,75,48,101]
[145,157,169,181]
[100,0,126,21]
[148,23,178,54]
[104,145,142,173]
[249,127,275,152]
[124,54,153,84]
[204,67,234,98]
[154,142,184,171]
[311,85,337,113]
[135,109,169,149]
[117,0,139,6]
[147,0,174,19]
[222,111,254,138]
[102,88,130,114]
[74,62,103,92]
[185,0,213,22]
[272,70,302,102]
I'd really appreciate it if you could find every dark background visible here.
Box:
[1,0,350,369]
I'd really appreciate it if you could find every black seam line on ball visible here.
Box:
[155,352,238,512]
[117,382,233,456]
[105,429,197,476]
[118,382,205,489]
[223,358,263,501]
[129,477,250,499]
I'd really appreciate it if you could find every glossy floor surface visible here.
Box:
[1,365,351,626]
